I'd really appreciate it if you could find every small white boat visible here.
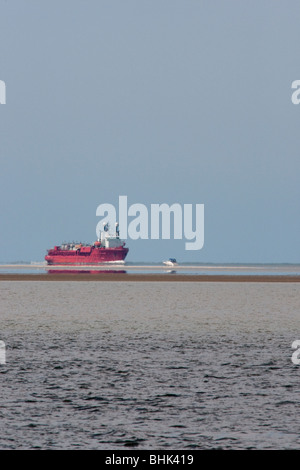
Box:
[163,258,178,266]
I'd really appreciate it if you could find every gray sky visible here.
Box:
[0,0,299,263]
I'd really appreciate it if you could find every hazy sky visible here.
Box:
[0,0,299,263]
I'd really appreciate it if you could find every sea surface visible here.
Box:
[1,262,300,276]
[0,279,300,449]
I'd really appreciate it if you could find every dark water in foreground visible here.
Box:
[0,281,300,449]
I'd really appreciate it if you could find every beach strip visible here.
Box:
[0,273,299,282]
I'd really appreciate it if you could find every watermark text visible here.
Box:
[0,80,6,104]
[0,341,6,364]
[96,196,204,251]
[291,340,300,364]
[291,80,300,104]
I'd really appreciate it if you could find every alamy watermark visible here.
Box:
[96,196,204,250]
[0,80,6,104]
[291,80,300,104]
[0,341,6,364]
[291,340,300,364]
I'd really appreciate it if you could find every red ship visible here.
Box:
[45,223,129,265]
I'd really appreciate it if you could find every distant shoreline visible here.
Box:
[0,273,300,282]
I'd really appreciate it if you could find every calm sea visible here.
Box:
[0,280,300,450]
[1,262,300,275]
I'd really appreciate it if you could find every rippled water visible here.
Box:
[0,280,300,449]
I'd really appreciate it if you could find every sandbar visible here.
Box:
[0,273,299,282]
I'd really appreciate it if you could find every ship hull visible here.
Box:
[45,246,129,265]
